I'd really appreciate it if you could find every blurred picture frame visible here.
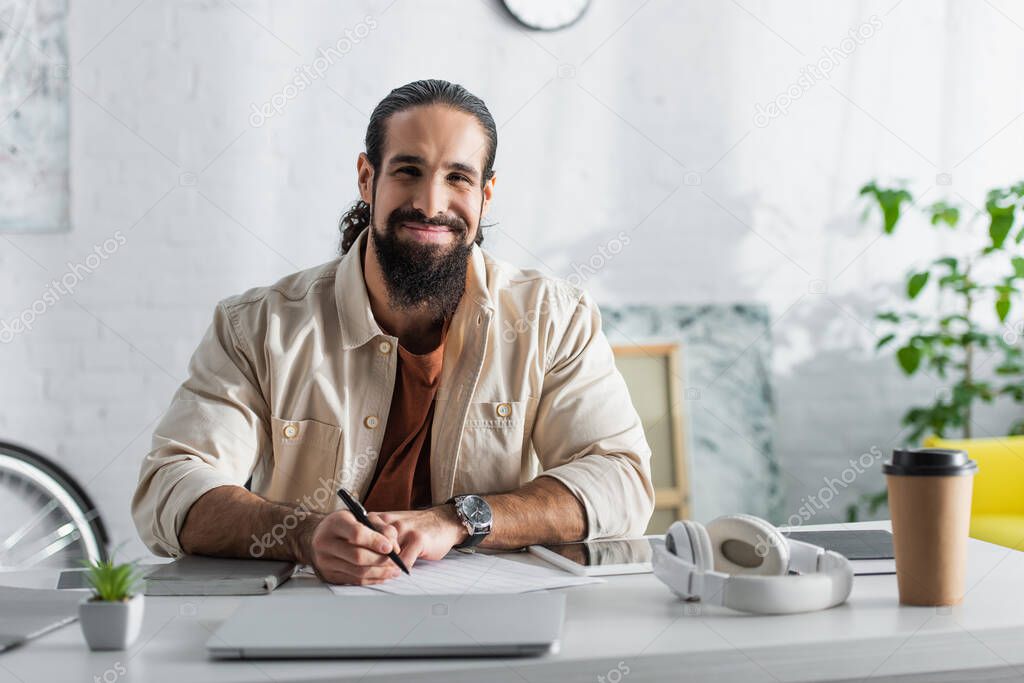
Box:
[612,343,690,534]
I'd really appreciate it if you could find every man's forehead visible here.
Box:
[383,106,488,171]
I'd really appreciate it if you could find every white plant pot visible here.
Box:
[79,593,145,651]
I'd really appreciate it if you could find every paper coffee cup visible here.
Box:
[883,448,977,606]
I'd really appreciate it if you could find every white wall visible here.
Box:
[2,0,1023,557]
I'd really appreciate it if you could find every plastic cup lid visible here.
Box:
[882,448,978,476]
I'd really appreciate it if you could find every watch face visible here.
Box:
[461,495,492,526]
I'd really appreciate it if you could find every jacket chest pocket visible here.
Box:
[458,400,533,491]
[265,416,343,512]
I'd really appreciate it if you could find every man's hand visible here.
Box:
[302,510,405,586]
[376,505,468,570]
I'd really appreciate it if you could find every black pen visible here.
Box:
[336,488,410,575]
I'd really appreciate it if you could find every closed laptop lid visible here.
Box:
[0,586,83,652]
[207,592,565,659]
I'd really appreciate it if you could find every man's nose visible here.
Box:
[412,178,448,220]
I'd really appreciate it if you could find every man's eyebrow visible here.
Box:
[387,154,480,178]
[447,161,480,178]
[387,154,426,167]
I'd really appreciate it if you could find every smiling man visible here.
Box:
[132,80,654,585]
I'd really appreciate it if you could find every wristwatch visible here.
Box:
[447,494,493,549]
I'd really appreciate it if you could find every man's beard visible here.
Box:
[369,206,475,321]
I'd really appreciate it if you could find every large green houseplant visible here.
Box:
[847,180,1024,521]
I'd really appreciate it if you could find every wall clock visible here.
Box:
[501,0,591,31]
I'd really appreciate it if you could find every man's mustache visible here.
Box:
[387,208,467,234]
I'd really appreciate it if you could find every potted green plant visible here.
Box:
[847,180,1024,520]
[78,555,145,651]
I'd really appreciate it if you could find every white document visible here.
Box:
[327,551,603,596]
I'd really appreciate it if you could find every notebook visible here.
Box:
[141,556,296,595]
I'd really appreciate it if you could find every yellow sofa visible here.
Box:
[923,436,1024,550]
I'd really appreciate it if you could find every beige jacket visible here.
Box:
[131,229,654,557]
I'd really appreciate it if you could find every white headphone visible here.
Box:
[652,513,854,615]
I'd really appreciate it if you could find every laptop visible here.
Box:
[0,586,84,652]
[206,592,565,659]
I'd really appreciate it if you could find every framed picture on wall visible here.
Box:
[612,343,690,534]
[0,0,70,233]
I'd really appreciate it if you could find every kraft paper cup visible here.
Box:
[883,448,977,606]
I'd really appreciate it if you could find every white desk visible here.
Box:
[2,521,1023,682]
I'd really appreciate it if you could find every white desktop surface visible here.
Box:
[1,521,1023,682]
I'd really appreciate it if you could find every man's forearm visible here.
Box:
[178,485,322,563]
[179,477,587,560]
[478,475,587,549]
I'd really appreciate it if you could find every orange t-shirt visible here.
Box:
[362,323,448,512]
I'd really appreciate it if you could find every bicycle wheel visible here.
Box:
[0,441,108,570]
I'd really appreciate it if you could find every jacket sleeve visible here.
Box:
[130,302,271,557]
[531,290,655,539]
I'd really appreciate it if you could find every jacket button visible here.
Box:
[283,423,299,438]
[364,415,379,429]
[496,403,512,418]
[378,341,392,354]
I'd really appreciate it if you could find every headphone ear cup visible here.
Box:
[706,514,789,576]
[665,520,713,572]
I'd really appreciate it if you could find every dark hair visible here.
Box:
[338,79,497,255]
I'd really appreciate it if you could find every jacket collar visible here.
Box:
[334,227,492,350]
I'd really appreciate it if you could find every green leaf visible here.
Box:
[987,201,1015,249]
[897,345,921,375]
[928,202,960,228]
[907,271,930,299]
[881,191,913,234]
[860,182,913,234]
[876,333,896,349]
[997,295,1011,322]
[876,311,901,323]
[1013,257,1024,279]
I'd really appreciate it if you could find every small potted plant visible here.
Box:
[78,554,145,651]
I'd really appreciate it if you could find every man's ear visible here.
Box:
[357,153,375,205]
[480,172,497,219]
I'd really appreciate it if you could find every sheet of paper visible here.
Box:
[296,564,381,596]
[324,584,383,596]
[326,551,603,596]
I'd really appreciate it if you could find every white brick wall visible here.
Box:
[2,0,1023,558]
